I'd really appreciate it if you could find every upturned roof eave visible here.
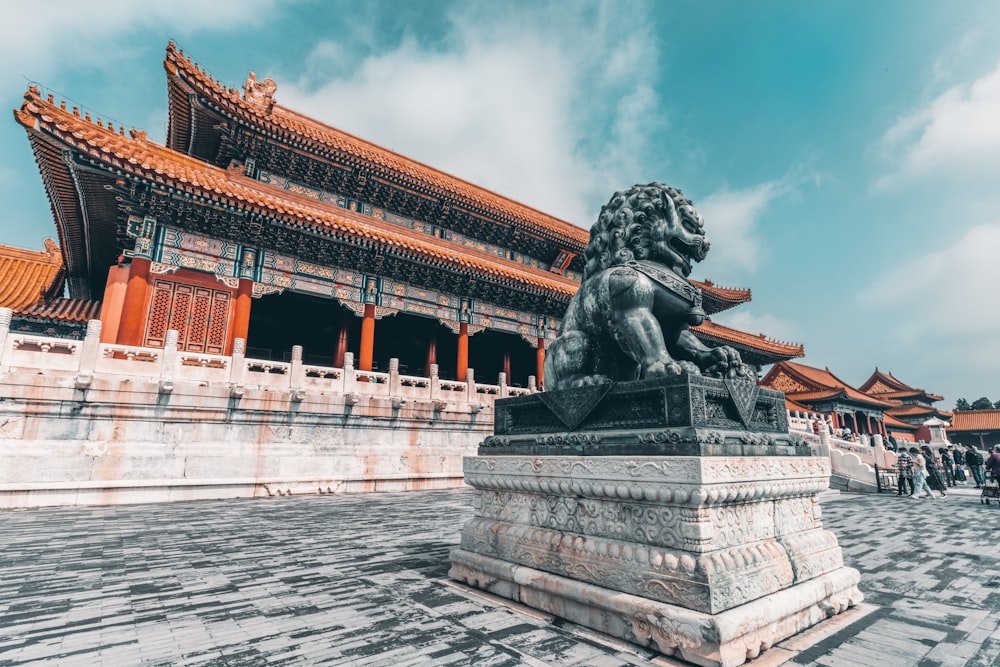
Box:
[17,87,580,304]
[163,42,589,252]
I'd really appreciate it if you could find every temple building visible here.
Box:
[761,363,953,443]
[14,42,802,387]
[858,368,952,442]
[760,361,898,439]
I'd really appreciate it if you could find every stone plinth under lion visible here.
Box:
[449,184,861,667]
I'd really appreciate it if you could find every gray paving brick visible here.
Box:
[1,487,998,666]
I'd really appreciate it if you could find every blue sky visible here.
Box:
[2,0,999,407]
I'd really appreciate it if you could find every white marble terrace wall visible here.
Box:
[0,310,530,509]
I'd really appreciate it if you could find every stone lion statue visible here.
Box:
[544,182,752,390]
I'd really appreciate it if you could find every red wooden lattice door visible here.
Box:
[144,279,231,354]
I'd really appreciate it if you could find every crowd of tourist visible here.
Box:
[893,443,1000,499]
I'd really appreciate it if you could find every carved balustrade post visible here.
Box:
[872,434,887,468]
[290,345,304,401]
[817,417,832,457]
[159,330,178,394]
[342,352,356,395]
[498,372,508,399]
[429,363,440,401]
[465,367,475,404]
[388,358,401,396]
[527,375,537,393]
[230,337,246,395]
[74,319,103,389]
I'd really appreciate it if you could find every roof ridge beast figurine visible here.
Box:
[544,182,752,390]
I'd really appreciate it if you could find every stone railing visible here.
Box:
[786,409,897,492]
[0,310,536,407]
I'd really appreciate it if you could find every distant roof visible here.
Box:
[693,318,804,360]
[949,409,1000,433]
[859,368,944,402]
[760,361,894,409]
[886,404,953,419]
[693,281,751,314]
[884,413,920,432]
[18,297,101,324]
[786,397,819,413]
[0,239,64,311]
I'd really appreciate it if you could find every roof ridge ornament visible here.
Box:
[243,71,277,115]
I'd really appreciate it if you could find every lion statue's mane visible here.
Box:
[583,183,694,279]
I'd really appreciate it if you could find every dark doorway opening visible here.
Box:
[246,291,354,365]
[468,329,535,388]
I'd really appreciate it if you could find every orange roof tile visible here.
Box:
[692,318,804,358]
[694,280,751,308]
[884,414,919,431]
[18,85,766,323]
[15,87,581,302]
[0,240,64,311]
[19,297,101,323]
[786,397,820,413]
[887,404,954,419]
[164,42,589,250]
[760,361,895,408]
[163,43,760,308]
[859,368,944,402]
[949,409,1000,432]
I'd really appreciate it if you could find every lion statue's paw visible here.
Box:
[643,360,685,379]
[569,374,613,388]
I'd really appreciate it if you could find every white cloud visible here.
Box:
[858,222,1000,336]
[876,59,1000,190]
[694,181,783,279]
[0,0,277,94]
[856,222,1000,392]
[273,2,662,228]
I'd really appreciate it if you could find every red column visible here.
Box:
[424,330,437,376]
[457,323,469,382]
[228,277,253,354]
[359,304,375,372]
[866,414,873,435]
[536,338,545,389]
[502,350,511,382]
[334,316,349,369]
[98,264,129,343]
[851,413,859,433]
[115,257,152,346]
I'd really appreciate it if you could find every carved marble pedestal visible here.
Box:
[449,376,862,667]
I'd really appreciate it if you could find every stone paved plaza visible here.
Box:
[1,486,998,666]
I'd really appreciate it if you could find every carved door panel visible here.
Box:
[144,279,231,354]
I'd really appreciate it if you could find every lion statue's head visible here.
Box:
[583,182,709,280]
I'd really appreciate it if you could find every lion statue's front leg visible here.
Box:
[606,266,686,380]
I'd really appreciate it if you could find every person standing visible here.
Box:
[921,445,947,497]
[909,447,935,499]
[939,447,956,487]
[951,445,968,484]
[965,444,986,488]
[895,448,914,496]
